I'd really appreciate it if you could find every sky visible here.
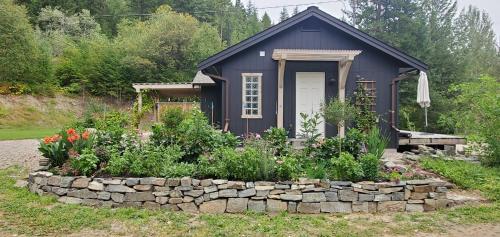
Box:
[238,0,499,42]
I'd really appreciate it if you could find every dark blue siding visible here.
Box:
[202,17,405,146]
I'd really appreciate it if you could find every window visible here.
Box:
[355,80,376,112]
[241,73,262,118]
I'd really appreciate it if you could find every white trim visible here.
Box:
[241,73,263,119]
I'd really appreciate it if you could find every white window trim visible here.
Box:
[241,73,263,119]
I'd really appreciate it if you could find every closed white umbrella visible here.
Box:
[417,71,431,127]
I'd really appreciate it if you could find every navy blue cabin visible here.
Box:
[196,6,428,148]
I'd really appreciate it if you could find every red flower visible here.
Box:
[66,128,76,135]
[43,136,52,144]
[67,134,80,143]
[82,131,90,140]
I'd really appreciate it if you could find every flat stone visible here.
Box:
[152,178,166,186]
[52,187,68,196]
[408,199,424,204]
[168,198,183,204]
[30,171,53,177]
[71,178,90,188]
[161,204,180,211]
[143,201,160,210]
[153,191,169,197]
[280,194,302,201]
[255,181,274,186]
[200,199,226,213]
[209,192,219,199]
[407,180,431,185]
[195,196,204,205]
[227,181,246,189]
[88,181,104,191]
[102,179,121,185]
[268,194,280,199]
[392,192,405,201]
[410,192,428,200]
[436,187,448,193]
[352,202,368,213]
[424,199,451,211]
[414,185,434,193]
[429,192,446,199]
[248,200,265,212]
[374,194,391,202]
[269,189,285,195]
[175,186,193,191]
[377,201,406,212]
[105,185,136,193]
[170,190,182,198]
[379,187,403,194]
[238,188,256,197]
[255,186,274,191]
[251,196,266,200]
[124,192,155,202]
[218,189,237,197]
[359,194,375,201]
[200,179,213,187]
[125,178,140,186]
[266,199,287,212]
[406,203,424,212]
[111,193,124,203]
[97,191,111,200]
[192,179,200,186]
[154,186,170,192]
[275,184,290,189]
[166,178,180,186]
[288,202,297,213]
[303,192,326,202]
[226,198,248,213]
[47,176,61,186]
[330,181,352,186]
[156,196,169,204]
[325,191,339,201]
[178,202,198,213]
[246,182,255,188]
[180,177,192,186]
[297,202,321,214]
[133,184,152,191]
[184,190,204,197]
[298,178,320,185]
[338,190,358,201]
[60,177,75,187]
[58,196,82,204]
[320,202,352,213]
[183,196,194,203]
[204,186,218,193]
[82,199,102,207]
[67,189,97,199]
[212,179,228,185]
[256,190,270,196]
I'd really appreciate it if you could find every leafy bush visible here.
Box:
[298,112,322,155]
[359,153,379,181]
[343,128,365,158]
[331,152,364,181]
[366,127,389,159]
[263,127,289,156]
[39,128,94,167]
[71,148,99,176]
[161,107,187,128]
[94,111,129,142]
[275,154,300,180]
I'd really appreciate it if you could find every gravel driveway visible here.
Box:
[0,139,40,171]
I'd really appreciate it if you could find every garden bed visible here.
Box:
[28,171,454,214]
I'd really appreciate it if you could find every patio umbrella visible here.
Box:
[417,71,431,127]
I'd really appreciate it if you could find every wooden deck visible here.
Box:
[398,130,466,146]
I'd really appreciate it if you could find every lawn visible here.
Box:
[0,165,499,236]
[0,127,60,141]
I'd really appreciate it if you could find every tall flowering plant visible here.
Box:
[39,128,94,167]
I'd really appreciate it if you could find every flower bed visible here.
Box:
[28,171,454,214]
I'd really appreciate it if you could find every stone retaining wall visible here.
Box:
[28,172,454,214]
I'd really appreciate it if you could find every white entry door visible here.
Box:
[295,72,325,138]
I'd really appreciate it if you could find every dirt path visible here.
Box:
[0,139,40,171]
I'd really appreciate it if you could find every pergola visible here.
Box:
[272,49,362,137]
[132,71,215,120]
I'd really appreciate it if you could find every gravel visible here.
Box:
[0,139,40,171]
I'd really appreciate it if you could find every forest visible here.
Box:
[0,0,499,151]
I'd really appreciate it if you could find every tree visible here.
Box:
[261,12,272,29]
[293,6,299,15]
[0,0,52,91]
[279,7,289,22]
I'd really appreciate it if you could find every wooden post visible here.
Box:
[277,59,286,128]
[338,60,353,137]
[137,89,142,113]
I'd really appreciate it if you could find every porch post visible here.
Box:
[337,60,353,137]
[277,59,286,128]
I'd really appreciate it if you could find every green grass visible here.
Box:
[0,127,60,141]
[0,166,499,236]
[420,158,500,201]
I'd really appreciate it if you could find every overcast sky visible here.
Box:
[239,0,499,43]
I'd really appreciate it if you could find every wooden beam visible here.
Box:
[337,60,353,137]
[277,59,286,128]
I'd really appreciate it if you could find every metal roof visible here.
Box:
[198,6,428,72]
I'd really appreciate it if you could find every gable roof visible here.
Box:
[198,6,428,72]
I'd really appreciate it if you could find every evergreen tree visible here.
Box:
[279,7,289,22]
[261,12,272,29]
[293,6,299,15]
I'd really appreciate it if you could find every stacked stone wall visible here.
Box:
[28,172,453,213]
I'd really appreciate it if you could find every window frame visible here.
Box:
[241,73,263,119]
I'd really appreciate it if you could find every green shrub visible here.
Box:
[366,127,389,159]
[71,148,99,176]
[343,128,365,158]
[105,151,130,176]
[331,152,364,181]
[275,154,300,180]
[360,153,379,181]
[304,160,329,179]
[95,111,129,142]
[161,107,187,128]
[264,127,289,156]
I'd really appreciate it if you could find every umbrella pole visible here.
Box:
[425,107,428,127]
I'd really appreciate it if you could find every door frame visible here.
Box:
[295,72,326,138]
